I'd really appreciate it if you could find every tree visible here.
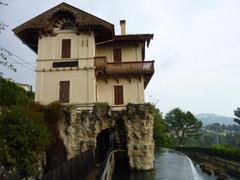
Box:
[164,108,202,146]
[0,106,50,177]
[0,1,16,75]
[206,123,222,132]
[0,77,33,108]
[234,108,240,125]
[153,106,173,148]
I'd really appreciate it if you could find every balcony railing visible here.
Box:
[94,56,107,71]
[94,56,154,75]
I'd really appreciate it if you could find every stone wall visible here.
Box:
[59,103,114,159]
[123,104,155,170]
[57,103,154,170]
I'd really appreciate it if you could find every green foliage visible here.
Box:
[93,102,110,119]
[152,106,173,148]
[164,108,202,146]
[80,110,90,119]
[0,77,32,108]
[211,144,240,157]
[43,102,65,147]
[0,2,16,74]
[182,129,240,148]
[0,106,50,177]
[41,102,67,171]
[234,107,240,125]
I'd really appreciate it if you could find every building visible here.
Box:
[15,82,32,92]
[13,3,156,172]
[5,78,32,91]
[13,2,154,107]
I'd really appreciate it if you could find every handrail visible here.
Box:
[96,148,113,180]
[107,60,154,64]
[106,61,154,72]
[95,59,154,75]
[101,150,114,180]
[96,149,127,180]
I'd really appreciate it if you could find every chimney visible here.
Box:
[120,20,126,35]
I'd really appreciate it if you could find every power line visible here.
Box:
[11,51,35,68]
[8,62,35,65]
[0,44,35,69]
[3,54,34,72]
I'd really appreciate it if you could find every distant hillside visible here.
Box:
[195,113,235,125]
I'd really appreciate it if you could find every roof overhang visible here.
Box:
[13,2,114,53]
[114,34,154,47]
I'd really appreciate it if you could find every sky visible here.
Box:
[1,0,240,117]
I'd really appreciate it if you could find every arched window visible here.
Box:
[60,22,75,30]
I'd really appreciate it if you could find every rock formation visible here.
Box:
[58,103,155,170]
[123,104,154,170]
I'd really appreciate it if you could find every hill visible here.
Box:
[195,113,235,126]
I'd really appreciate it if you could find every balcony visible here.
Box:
[94,56,154,88]
[95,56,154,75]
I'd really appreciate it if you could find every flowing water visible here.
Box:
[113,148,238,180]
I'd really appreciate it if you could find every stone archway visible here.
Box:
[95,128,113,163]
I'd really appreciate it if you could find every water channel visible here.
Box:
[113,148,238,180]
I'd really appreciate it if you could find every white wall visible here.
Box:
[35,31,96,104]
[95,43,142,62]
[96,77,144,106]
[35,30,146,105]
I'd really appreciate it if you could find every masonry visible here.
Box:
[57,103,154,171]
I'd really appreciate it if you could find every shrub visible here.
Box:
[211,144,240,157]
[0,106,50,177]
[0,78,33,108]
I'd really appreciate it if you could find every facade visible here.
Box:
[13,3,154,107]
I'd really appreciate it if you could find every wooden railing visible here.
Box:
[41,149,95,180]
[94,56,154,75]
[107,61,154,74]
[95,56,107,70]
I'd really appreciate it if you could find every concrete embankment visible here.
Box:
[180,150,240,179]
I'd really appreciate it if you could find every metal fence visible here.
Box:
[41,149,95,180]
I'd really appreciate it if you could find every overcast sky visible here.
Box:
[1,0,240,117]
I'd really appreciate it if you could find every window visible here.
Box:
[61,39,71,58]
[60,22,75,30]
[59,81,70,103]
[113,49,122,63]
[114,85,123,105]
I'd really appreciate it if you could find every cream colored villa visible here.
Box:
[13,3,154,107]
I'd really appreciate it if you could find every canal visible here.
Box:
[113,148,238,180]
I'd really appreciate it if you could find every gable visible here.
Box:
[13,2,114,53]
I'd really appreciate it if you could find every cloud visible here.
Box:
[1,0,240,116]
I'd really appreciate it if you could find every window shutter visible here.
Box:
[62,39,71,58]
[113,49,122,63]
[114,85,123,105]
[59,81,70,103]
